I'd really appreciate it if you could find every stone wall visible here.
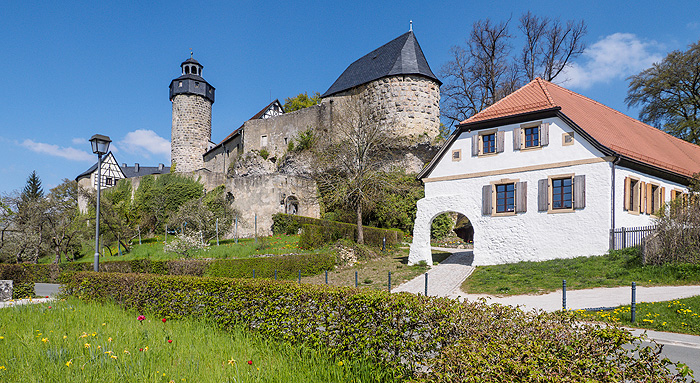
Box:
[242,103,331,159]
[171,94,212,172]
[224,174,320,238]
[203,134,243,174]
[327,75,440,141]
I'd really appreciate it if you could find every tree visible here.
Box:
[283,92,321,113]
[441,14,587,126]
[167,185,235,242]
[45,179,85,263]
[314,95,392,245]
[626,41,700,144]
[21,170,44,203]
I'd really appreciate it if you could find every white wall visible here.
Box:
[428,117,602,179]
[410,161,612,265]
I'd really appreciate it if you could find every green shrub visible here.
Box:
[12,282,34,299]
[275,214,402,248]
[271,213,301,235]
[430,213,453,239]
[259,149,270,160]
[64,272,689,382]
[205,254,335,279]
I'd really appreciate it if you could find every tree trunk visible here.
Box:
[356,203,364,245]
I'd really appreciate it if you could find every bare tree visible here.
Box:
[45,180,86,263]
[314,95,392,244]
[441,13,587,126]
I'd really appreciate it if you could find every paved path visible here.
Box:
[393,248,474,296]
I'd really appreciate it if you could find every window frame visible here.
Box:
[518,122,543,151]
[548,174,575,213]
[625,176,641,215]
[451,149,462,162]
[562,132,574,146]
[481,132,497,155]
[490,178,519,216]
[260,135,268,147]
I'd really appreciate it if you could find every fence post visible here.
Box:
[609,228,613,251]
[562,280,567,311]
[253,269,255,279]
[216,218,219,246]
[235,217,238,244]
[325,270,328,285]
[388,271,391,292]
[355,271,358,288]
[425,273,428,297]
[274,269,277,280]
[621,227,627,249]
[382,236,386,252]
[165,224,167,242]
[138,226,141,245]
[298,270,301,284]
[631,282,636,323]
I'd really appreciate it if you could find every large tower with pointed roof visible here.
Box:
[169,57,216,172]
[322,31,441,140]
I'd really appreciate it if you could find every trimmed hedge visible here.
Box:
[273,214,402,248]
[0,254,334,285]
[64,272,688,382]
[205,254,335,279]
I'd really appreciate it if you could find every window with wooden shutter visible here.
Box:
[513,127,521,150]
[573,175,585,209]
[624,177,631,211]
[540,122,549,146]
[482,185,492,215]
[659,187,666,211]
[515,181,527,213]
[547,173,575,213]
[538,179,548,211]
[496,131,505,153]
[638,181,646,214]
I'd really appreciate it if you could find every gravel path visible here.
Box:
[393,248,474,296]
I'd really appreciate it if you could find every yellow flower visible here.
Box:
[108,337,112,342]
[0,336,3,340]
[84,343,90,348]
[65,360,72,367]
[63,335,67,339]
[105,351,112,355]
[338,361,343,366]
[102,323,106,326]
[111,355,118,360]
[91,332,96,337]
[41,338,48,343]
[80,332,88,338]
[0,366,5,370]
[97,345,101,350]
[228,359,236,365]
[123,350,130,354]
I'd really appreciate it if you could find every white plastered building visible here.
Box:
[409,78,700,266]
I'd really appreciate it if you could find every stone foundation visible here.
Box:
[0,280,12,301]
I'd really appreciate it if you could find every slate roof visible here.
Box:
[442,78,700,179]
[322,31,441,98]
[76,154,169,181]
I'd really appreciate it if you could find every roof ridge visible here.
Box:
[464,78,555,123]
[536,77,556,106]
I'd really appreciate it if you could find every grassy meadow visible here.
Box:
[0,298,393,383]
[462,248,700,295]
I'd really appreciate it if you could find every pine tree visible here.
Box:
[21,170,44,203]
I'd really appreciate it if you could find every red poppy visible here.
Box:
[162,318,167,323]
[139,348,143,351]
[137,315,146,321]
[168,339,172,343]
[48,306,52,309]
[247,360,252,365]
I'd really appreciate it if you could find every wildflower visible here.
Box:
[41,338,48,343]
[111,355,118,360]
[91,332,96,337]
[248,360,253,365]
[48,306,52,309]
[0,336,4,340]
[168,339,173,343]
[102,323,106,326]
[63,335,67,339]
[137,315,146,321]
[104,351,112,355]
[108,337,112,342]
[97,346,102,350]
[0,366,5,370]
[228,359,236,365]
[80,332,88,338]
[338,361,343,366]
[123,350,130,354]
[162,318,167,323]
[65,359,73,367]
[139,348,144,352]
[84,343,90,348]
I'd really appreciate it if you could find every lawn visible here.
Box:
[461,248,700,296]
[574,295,700,336]
[0,298,392,383]
[302,248,452,290]
[40,234,320,264]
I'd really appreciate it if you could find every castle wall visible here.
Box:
[202,134,243,174]
[327,75,440,140]
[171,94,212,172]
[241,103,331,159]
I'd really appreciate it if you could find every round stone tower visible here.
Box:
[169,57,215,173]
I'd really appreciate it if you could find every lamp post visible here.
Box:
[89,134,111,272]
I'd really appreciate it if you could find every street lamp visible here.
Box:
[89,134,111,272]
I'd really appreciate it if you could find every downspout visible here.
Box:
[610,156,622,249]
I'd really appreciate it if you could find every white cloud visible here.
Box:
[557,33,663,89]
[119,129,170,160]
[71,137,86,145]
[20,139,94,162]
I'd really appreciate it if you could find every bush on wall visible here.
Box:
[273,214,402,248]
[64,272,690,382]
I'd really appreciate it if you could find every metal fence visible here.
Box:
[609,225,656,250]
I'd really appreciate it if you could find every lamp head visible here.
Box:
[89,134,112,155]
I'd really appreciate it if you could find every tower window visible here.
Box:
[185,66,190,74]
[178,81,183,87]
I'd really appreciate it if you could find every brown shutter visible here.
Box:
[515,181,527,212]
[538,179,548,211]
[482,185,492,215]
[660,187,666,210]
[573,175,586,209]
[472,135,479,156]
[513,128,521,150]
[646,183,653,214]
[638,181,645,213]
[496,131,505,153]
[624,177,631,211]
[540,122,549,146]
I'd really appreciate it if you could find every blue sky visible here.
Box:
[1,0,699,194]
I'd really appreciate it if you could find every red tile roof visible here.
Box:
[460,78,700,178]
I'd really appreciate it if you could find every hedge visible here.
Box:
[0,254,333,288]
[64,272,688,382]
[273,213,403,248]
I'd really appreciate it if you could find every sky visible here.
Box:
[1,0,699,195]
